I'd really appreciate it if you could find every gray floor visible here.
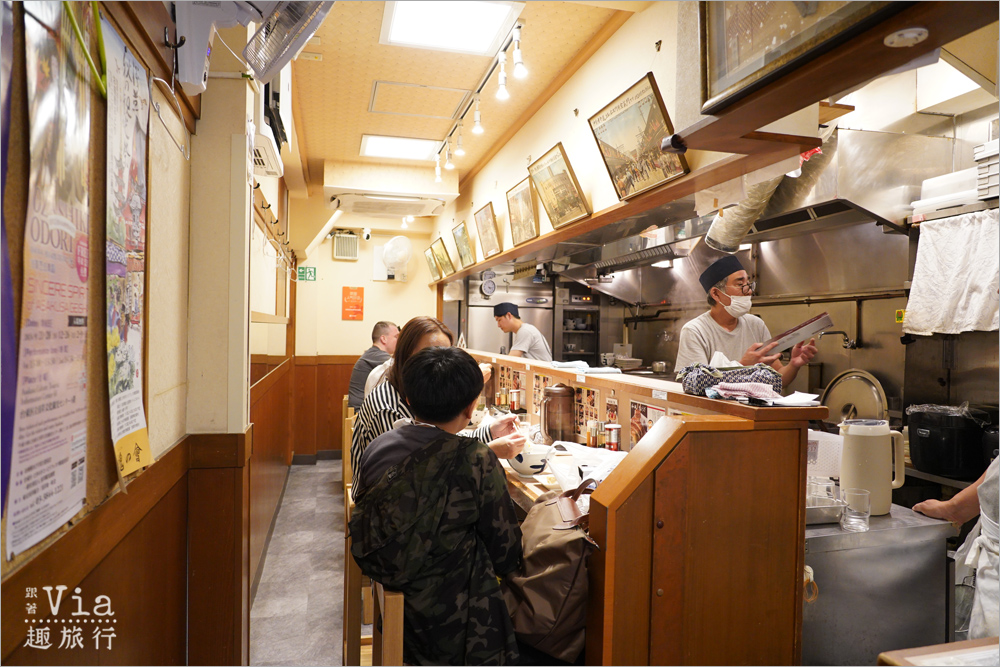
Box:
[251,459,346,666]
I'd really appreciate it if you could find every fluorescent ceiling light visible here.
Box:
[363,194,423,202]
[381,1,524,56]
[651,260,673,269]
[360,135,439,161]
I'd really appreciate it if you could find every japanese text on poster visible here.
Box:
[342,286,363,320]
[629,400,666,448]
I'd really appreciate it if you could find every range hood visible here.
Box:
[558,128,955,305]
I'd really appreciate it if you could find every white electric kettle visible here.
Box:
[839,419,904,516]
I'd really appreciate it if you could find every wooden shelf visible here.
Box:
[433,141,812,286]
[818,101,855,124]
[672,2,995,155]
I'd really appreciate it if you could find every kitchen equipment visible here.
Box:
[985,427,999,465]
[839,419,904,516]
[600,352,615,366]
[651,361,668,374]
[908,405,993,480]
[540,383,575,444]
[467,280,554,354]
[614,357,642,370]
[806,495,847,525]
[820,369,889,424]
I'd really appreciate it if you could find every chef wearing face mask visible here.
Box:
[673,255,817,387]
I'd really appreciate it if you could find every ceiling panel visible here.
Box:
[370,81,472,119]
[292,1,623,181]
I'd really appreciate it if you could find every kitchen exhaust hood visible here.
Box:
[558,128,955,305]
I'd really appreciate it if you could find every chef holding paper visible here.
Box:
[673,255,817,387]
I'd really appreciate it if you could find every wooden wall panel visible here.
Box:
[316,364,354,455]
[293,363,317,458]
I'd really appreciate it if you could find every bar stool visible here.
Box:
[372,581,404,666]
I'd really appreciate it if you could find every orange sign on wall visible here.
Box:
[342,286,364,320]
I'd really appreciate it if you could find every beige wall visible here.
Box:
[295,230,437,355]
[146,87,192,459]
[430,1,682,260]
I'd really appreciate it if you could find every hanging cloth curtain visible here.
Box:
[904,209,999,335]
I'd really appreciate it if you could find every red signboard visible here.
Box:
[342,286,364,320]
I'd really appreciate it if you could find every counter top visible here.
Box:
[805,503,957,554]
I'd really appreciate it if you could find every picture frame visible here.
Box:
[700,1,899,114]
[430,237,456,277]
[527,143,590,229]
[505,177,539,246]
[451,220,476,268]
[474,202,502,259]
[424,247,441,281]
[588,72,689,201]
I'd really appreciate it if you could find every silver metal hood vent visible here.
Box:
[559,128,955,305]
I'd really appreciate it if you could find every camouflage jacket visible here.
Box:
[350,428,523,665]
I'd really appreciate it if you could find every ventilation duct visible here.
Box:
[333,232,359,260]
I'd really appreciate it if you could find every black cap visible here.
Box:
[698,256,745,292]
[493,302,519,318]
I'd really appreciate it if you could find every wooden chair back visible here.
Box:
[372,581,405,666]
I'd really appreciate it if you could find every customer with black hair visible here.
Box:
[351,346,523,665]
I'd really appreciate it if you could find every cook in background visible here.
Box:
[347,321,398,410]
[350,316,523,492]
[673,255,816,387]
[914,458,998,639]
[494,302,553,362]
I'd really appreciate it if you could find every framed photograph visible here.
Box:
[588,72,689,201]
[527,144,590,228]
[451,221,475,268]
[474,203,502,259]
[430,237,456,277]
[424,247,441,281]
[506,178,539,246]
[700,1,900,114]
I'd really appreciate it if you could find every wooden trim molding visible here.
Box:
[1,438,189,659]
[250,358,292,404]
[250,311,290,324]
[188,426,253,470]
[295,355,360,366]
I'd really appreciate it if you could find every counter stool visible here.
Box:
[372,581,404,666]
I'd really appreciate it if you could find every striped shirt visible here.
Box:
[350,380,492,495]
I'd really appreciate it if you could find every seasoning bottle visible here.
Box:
[597,421,607,448]
[605,423,621,451]
[510,388,520,412]
[494,390,501,408]
[587,419,598,447]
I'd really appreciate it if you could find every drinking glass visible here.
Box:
[516,413,532,436]
[840,488,871,533]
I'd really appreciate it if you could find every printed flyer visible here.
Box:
[104,17,151,477]
[574,385,599,436]
[532,373,551,417]
[629,400,666,448]
[6,1,91,558]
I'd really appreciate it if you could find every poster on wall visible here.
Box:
[342,286,364,320]
[605,396,618,423]
[574,385,599,436]
[629,400,666,448]
[2,0,16,515]
[105,17,152,478]
[6,1,92,558]
[532,373,552,417]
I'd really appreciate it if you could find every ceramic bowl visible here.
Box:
[508,449,548,476]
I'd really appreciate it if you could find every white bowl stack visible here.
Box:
[975,139,999,201]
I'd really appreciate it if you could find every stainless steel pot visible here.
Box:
[652,361,668,373]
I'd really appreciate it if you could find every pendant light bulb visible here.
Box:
[401,217,408,229]
[445,142,455,170]
[496,51,509,100]
[454,124,466,157]
[512,26,527,79]
[435,154,443,182]
[406,215,415,223]
[471,97,484,134]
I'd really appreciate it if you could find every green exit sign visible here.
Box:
[298,267,316,281]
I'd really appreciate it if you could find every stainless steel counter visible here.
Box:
[802,504,958,666]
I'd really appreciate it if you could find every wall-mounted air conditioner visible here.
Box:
[329,193,445,218]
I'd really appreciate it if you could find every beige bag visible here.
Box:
[501,483,597,663]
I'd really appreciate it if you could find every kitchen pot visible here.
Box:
[908,405,994,480]
[839,419,904,516]
[540,383,574,444]
[651,361,668,374]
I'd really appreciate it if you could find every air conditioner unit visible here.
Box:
[333,232,359,261]
[252,87,284,178]
[330,193,445,218]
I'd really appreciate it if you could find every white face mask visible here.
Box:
[722,293,752,318]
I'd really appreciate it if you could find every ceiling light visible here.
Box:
[651,260,673,269]
[381,1,524,56]
[496,51,509,100]
[883,27,929,48]
[738,243,752,252]
[362,194,423,202]
[360,134,439,161]
[454,123,466,156]
[406,215,415,223]
[445,143,455,170]
[472,97,484,134]
[435,154,443,183]
[401,217,409,229]
[512,25,527,79]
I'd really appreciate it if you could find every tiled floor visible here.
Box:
[250,460,346,666]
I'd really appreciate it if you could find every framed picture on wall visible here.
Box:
[452,221,476,268]
[430,237,456,277]
[506,177,539,246]
[527,143,590,228]
[588,72,689,201]
[474,203,502,259]
[424,247,441,281]
[700,1,899,114]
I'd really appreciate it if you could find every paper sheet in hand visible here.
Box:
[763,312,833,353]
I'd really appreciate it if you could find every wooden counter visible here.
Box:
[470,351,827,666]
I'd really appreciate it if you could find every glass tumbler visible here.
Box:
[840,488,871,533]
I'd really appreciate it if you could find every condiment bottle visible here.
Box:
[587,419,598,447]
[605,423,621,451]
[597,421,606,448]
[510,388,519,411]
